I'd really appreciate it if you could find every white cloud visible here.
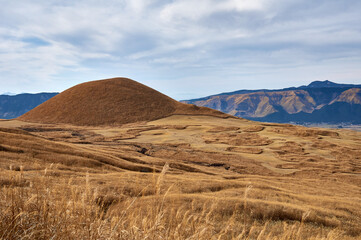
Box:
[0,0,360,97]
[225,0,266,11]
[160,0,266,22]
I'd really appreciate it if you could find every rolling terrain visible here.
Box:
[183,80,361,124]
[1,78,360,239]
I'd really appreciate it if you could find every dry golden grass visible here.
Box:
[1,114,361,239]
[0,166,351,240]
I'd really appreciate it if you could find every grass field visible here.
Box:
[1,115,360,239]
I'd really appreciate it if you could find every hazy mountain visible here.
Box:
[0,93,58,119]
[182,80,361,124]
[2,92,17,96]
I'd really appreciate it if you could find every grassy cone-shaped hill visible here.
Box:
[19,77,228,126]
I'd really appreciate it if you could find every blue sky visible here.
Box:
[0,0,360,100]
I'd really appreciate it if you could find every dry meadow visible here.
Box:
[0,115,360,239]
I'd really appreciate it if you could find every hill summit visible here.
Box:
[19,77,226,126]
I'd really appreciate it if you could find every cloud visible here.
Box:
[0,0,360,98]
[160,0,265,22]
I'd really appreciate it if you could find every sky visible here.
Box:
[0,0,360,100]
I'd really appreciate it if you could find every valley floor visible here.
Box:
[301,123,361,132]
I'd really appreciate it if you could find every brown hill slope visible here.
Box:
[332,88,361,105]
[19,78,227,126]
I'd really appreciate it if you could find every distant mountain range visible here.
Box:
[0,93,58,119]
[1,80,361,125]
[182,80,361,124]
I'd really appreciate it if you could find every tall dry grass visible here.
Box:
[0,165,349,240]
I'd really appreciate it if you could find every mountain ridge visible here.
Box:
[0,92,58,119]
[2,80,361,124]
[184,80,361,102]
[182,80,361,124]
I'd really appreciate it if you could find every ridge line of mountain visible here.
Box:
[183,80,361,102]
[182,80,361,124]
[1,79,361,125]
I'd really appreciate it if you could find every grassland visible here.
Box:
[1,115,360,239]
